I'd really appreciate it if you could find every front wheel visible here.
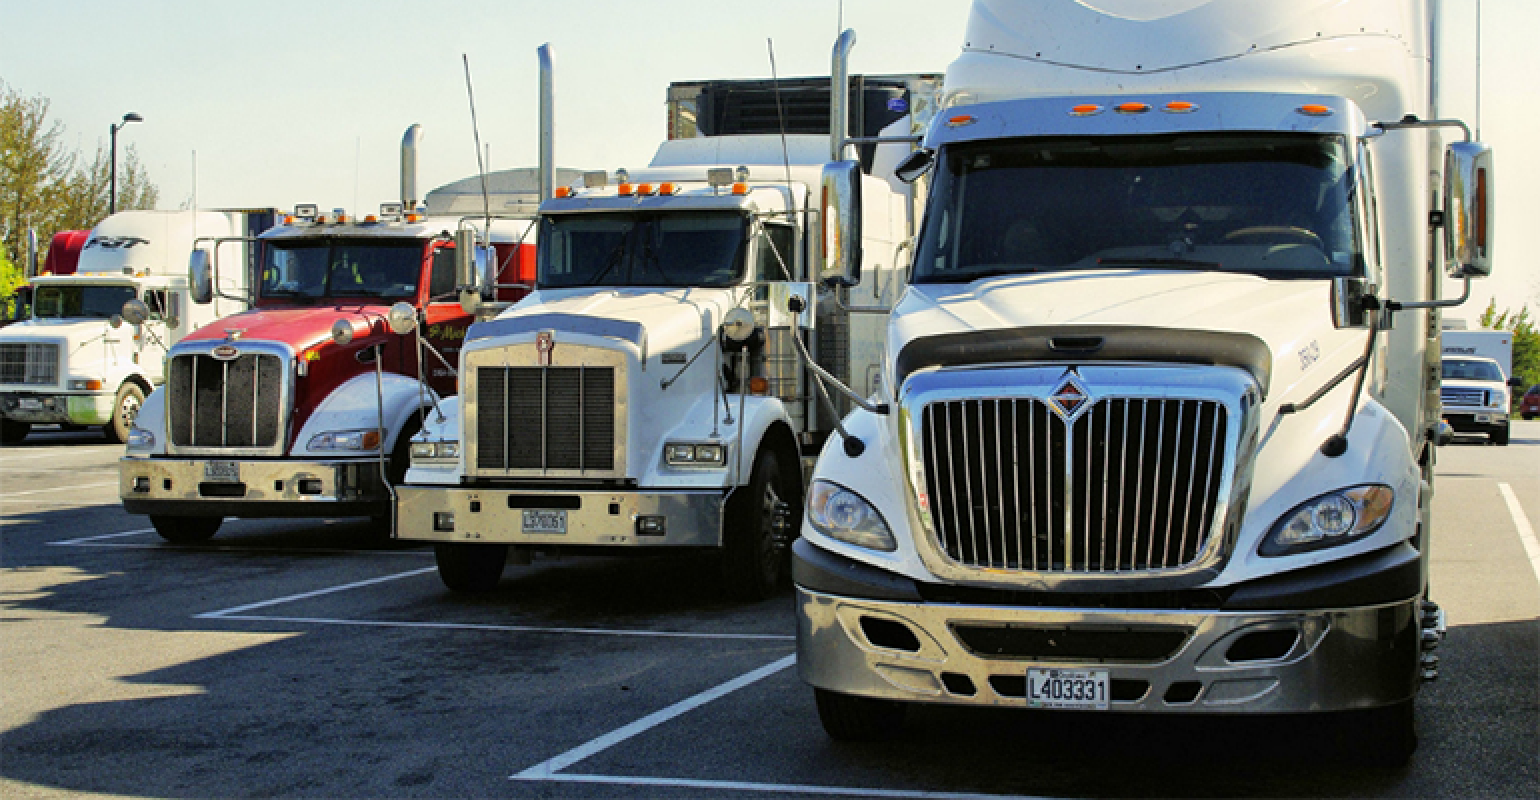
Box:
[434,543,507,593]
[0,419,30,445]
[813,688,907,741]
[151,515,222,544]
[719,448,797,601]
[104,383,145,444]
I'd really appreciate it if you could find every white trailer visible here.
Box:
[793,0,1495,765]
[392,44,940,599]
[0,210,271,444]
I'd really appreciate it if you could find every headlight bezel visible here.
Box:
[307,429,382,452]
[664,441,727,467]
[1260,484,1394,557]
[409,439,460,462]
[807,479,896,553]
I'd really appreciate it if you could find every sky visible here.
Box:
[3,0,1535,316]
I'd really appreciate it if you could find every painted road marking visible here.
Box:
[216,615,794,641]
[529,773,1059,800]
[197,568,439,618]
[50,528,158,545]
[1498,482,1540,591]
[1,481,118,499]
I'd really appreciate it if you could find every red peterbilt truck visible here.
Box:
[119,125,538,542]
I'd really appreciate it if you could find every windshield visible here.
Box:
[260,239,424,302]
[1442,359,1503,382]
[32,284,137,319]
[538,212,747,289]
[912,133,1362,283]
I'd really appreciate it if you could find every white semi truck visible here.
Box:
[0,210,270,444]
[793,0,1494,765]
[393,44,940,599]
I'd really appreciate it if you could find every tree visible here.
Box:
[0,248,22,320]
[1477,300,1539,399]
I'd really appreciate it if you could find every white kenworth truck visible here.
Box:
[0,210,270,445]
[793,0,1494,764]
[395,50,940,599]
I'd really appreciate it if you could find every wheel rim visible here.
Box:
[756,479,782,582]
[118,392,141,428]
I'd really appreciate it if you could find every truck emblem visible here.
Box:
[224,329,245,342]
[1048,373,1091,420]
[211,344,240,361]
[535,331,555,367]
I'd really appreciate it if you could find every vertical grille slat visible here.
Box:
[921,395,1228,574]
[475,365,615,473]
[168,353,283,448]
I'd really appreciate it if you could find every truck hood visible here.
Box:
[482,287,739,355]
[0,317,118,344]
[177,305,393,353]
[892,270,1360,407]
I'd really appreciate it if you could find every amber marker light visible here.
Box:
[1163,101,1198,113]
[1070,103,1103,116]
[1298,104,1333,116]
[617,182,635,196]
[554,186,572,198]
[637,183,654,195]
[731,182,749,195]
[946,114,976,127]
[1115,102,1151,114]
[659,182,678,195]
[748,376,770,396]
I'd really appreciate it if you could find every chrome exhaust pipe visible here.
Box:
[401,123,423,211]
[830,29,856,162]
[538,44,554,204]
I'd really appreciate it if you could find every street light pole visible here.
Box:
[109,112,143,215]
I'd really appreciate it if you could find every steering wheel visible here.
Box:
[1221,226,1324,248]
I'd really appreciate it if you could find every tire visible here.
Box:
[0,419,30,445]
[814,688,907,742]
[719,448,797,601]
[151,515,222,544]
[434,543,507,593]
[1491,423,1509,446]
[1352,699,1418,767]
[104,383,145,444]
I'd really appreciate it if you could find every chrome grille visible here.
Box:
[167,353,284,447]
[1440,387,1485,407]
[0,343,59,385]
[921,396,1227,573]
[475,366,615,472]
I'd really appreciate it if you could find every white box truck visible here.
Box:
[793,0,1495,765]
[1440,329,1515,443]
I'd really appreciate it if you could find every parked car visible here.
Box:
[1521,384,1539,420]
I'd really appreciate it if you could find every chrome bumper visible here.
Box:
[119,456,386,517]
[796,587,1420,714]
[2,392,112,425]
[394,484,724,547]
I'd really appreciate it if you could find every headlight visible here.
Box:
[410,440,459,461]
[807,479,895,552]
[665,441,726,467]
[68,378,105,390]
[1260,485,1393,557]
[126,427,155,450]
[308,429,381,452]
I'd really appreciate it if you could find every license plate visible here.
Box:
[18,397,42,410]
[1026,668,1109,710]
[203,461,240,482]
[522,509,567,534]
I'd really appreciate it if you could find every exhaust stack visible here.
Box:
[538,44,554,204]
[830,29,856,162]
[401,123,423,210]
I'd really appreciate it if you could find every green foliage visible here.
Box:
[0,248,23,320]
[1477,299,1539,400]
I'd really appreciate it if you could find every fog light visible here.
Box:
[636,515,666,536]
[434,511,455,532]
[133,476,150,493]
[298,479,324,495]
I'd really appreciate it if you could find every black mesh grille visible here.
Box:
[168,353,284,447]
[0,342,59,385]
[475,366,615,472]
[922,396,1227,573]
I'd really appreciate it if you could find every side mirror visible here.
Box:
[110,314,123,329]
[893,149,934,184]
[121,298,151,326]
[1443,142,1494,279]
[820,160,863,287]
[1331,276,1375,329]
[1509,376,1525,389]
[455,229,492,315]
[189,249,214,304]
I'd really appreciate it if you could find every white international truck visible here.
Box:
[0,210,270,444]
[1439,328,1514,443]
[792,0,1494,765]
[393,45,940,599]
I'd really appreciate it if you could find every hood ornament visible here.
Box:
[1047,371,1091,421]
[535,330,555,367]
[223,328,245,342]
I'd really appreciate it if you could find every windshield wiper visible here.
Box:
[1097,257,1221,270]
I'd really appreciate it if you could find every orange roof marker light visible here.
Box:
[637,183,655,196]
[1115,102,1151,114]
[554,186,572,198]
[1070,103,1104,117]
[1298,104,1334,117]
[731,182,749,196]
[1163,101,1199,113]
[617,182,635,196]
[947,114,976,127]
[658,182,678,195]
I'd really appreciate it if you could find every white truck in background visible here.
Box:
[1439,328,1515,443]
[393,44,940,599]
[794,0,1494,765]
[0,210,271,444]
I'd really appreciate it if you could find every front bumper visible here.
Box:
[1443,410,1508,433]
[394,484,724,547]
[2,392,112,425]
[795,542,1422,715]
[119,456,387,517]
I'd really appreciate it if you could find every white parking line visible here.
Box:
[533,773,1057,800]
[50,528,157,545]
[514,654,798,780]
[1,481,118,499]
[197,568,439,617]
[216,614,795,641]
[0,448,120,462]
[1498,482,1540,590]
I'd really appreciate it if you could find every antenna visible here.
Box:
[765,38,796,281]
[462,54,493,233]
